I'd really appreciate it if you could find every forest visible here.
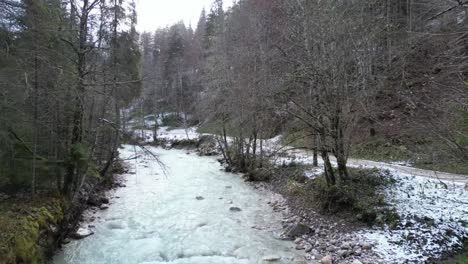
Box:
[0,0,468,263]
[138,0,468,183]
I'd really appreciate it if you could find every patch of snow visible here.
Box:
[389,161,414,167]
[304,167,324,180]
[359,170,468,263]
[157,126,199,140]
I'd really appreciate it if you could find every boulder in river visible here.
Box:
[87,194,110,207]
[262,255,281,262]
[100,197,110,204]
[229,207,242,212]
[70,227,94,240]
[283,223,311,238]
[196,196,205,200]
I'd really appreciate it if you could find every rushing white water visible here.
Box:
[53,145,302,264]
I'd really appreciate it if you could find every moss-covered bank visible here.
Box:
[0,161,123,264]
[0,196,69,264]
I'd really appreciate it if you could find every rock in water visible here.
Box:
[70,227,94,239]
[262,255,281,262]
[283,223,311,238]
[229,207,242,212]
[100,197,110,204]
[321,255,333,264]
[196,196,204,200]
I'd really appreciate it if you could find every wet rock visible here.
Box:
[196,196,204,200]
[351,260,363,264]
[70,227,94,239]
[284,223,311,238]
[88,195,109,207]
[99,204,109,210]
[87,196,101,207]
[362,243,372,250]
[229,207,242,212]
[296,244,306,250]
[114,182,126,188]
[262,255,281,262]
[321,255,333,264]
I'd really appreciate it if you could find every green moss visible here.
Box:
[14,218,40,264]
[0,198,67,264]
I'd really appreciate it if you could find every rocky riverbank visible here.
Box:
[255,183,383,264]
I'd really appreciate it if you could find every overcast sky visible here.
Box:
[136,0,233,33]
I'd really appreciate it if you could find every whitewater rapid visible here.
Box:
[53,145,302,264]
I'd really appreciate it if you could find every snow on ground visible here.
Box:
[132,125,468,263]
[304,167,325,180]
[359,171,468,263]
[390,161,414,167]
[134,127,200,143]
[270,146,468,262]
[157,126,199,140]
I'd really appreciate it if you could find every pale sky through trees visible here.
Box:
[136,0,234,32]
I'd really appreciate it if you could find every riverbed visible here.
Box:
[53,145,302,264]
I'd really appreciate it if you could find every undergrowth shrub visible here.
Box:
[284,167,399,226]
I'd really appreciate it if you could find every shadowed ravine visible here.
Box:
[53,145,301,264]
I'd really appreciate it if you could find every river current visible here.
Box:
[53,145,301,264]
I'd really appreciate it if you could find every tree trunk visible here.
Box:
[334,122,349,182]
[64,0,90,195]
[321,150,335,186]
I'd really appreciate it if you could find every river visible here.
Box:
[53,145,302,264]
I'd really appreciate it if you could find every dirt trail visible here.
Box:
[346,158,468,184]
[284,148,468,184]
